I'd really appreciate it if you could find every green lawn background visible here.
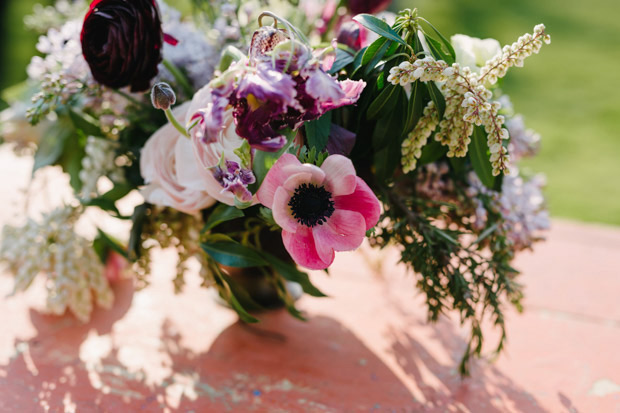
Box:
[2,0,619,225]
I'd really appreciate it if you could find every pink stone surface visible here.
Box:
[0,149,619,412]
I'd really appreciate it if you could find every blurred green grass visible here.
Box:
[2,0,619,225]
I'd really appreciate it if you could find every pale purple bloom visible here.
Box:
[213,160,256,203]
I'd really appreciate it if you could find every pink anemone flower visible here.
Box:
[257,153,381,270]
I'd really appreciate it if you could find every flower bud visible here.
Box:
[151,82,177,110]
[248,26,288,65]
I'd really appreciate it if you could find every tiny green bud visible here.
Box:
[150,82,176,110]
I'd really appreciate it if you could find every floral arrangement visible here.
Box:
[0,0,550,373]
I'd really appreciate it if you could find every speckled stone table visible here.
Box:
[1,149,619,412]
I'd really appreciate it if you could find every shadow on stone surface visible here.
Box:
[0,280,548,412]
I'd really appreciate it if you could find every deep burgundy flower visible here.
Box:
[81,0,163,92]
[336,21,367,50]
[347,0,392,15]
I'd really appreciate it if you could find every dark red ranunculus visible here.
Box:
[81,0,163,92]
[348,0,392,15]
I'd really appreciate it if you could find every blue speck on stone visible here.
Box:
[253,390,262,396]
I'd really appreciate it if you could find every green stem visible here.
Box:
[165,108,189,138]
[162,59,194,97]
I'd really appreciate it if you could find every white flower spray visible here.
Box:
[391,24,550,175]
[0,205,113,322]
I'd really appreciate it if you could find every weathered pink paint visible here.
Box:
[0,149,619,412]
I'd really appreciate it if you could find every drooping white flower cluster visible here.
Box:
[0,206,114,322]
[389,25,550,176]
[467,170,550,250]
[387,57,447,85]
[401,101,439,173]
[80,137,125,200]
[479,24,551,85]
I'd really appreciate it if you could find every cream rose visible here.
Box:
[451,34,501,73]
[186,85,256,206]
[140,102,216,214]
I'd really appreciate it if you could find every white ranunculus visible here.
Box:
[451,34,501,73]
[140,102,216,214]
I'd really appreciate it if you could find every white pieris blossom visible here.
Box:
[392,25,550,175]
[0,206,113,322]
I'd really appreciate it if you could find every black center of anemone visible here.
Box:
[288,183,335,227]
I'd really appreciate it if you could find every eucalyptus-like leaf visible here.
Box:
[202,204,245,233]
[354,14,409,49]
[201,241,268,268]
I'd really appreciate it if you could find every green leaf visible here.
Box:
[82,183,133,218]
[424,34,453,65]
[305,111,332,151]
[371,86,407,151]
[261,251,327,297]
[83,197,122,217]
[227,292,260,323]
[219,273,260,323]
[128,203,149,261]
[252,128,296,186]
[68,108,103,137]
[374,142,401,182]
[201,241,268,268]
[419,18,456,64]
[202,204,245,233]
[351,46,367,72]
[361,38,388,66]
[469,126,496,189]
[426,82,446,120]
[57,132,86,193]
[98,182,134,202]
[367,84,398,120]
[362,39,392,76]
[418,140,447,165]
[354,14,409,48]
[328,49,355,74]
[33,122,72,171]
[95,229,128,259]
[405,80,425,132]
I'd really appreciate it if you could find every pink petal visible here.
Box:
[272,186,298,233]
[334,177,381,230]
[318,79,367,112]
[257,153,301,208]
[282,165,325,191]
[320,154,357,196]
[312,209,366,263]
[282,227,332,270]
